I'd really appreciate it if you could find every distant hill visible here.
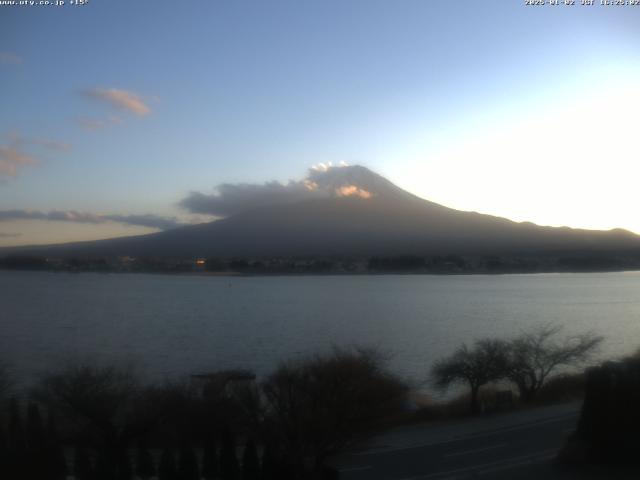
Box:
[3,166,640,260]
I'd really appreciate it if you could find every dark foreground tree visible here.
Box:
[158,447,177,480]
[201,436,218,480]
[74,446,94,480]
[135,441,155,480]
[118,449,133,480]
[0,425,8,475]
[241,438,260,480]
[8,398,26,477]
[45,411,68,480]
[0,362,11,406]
[178,443,199,480]
[32,363,165,473]
[262,347,407,475]
[505,325,602,403]
[26,403,47,479]
[260,444,279,480]
[431,339,508,414]
[219,426,239,480]
[95,449,116,480]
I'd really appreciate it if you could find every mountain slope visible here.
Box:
[3,166,640,258]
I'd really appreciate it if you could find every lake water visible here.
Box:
[1,270,640,390]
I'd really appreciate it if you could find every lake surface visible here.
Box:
[1,270,640,390]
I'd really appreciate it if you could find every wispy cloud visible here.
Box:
[0,145,37,177]
[0,232,21,238]
[78,115,122,131]
[27,137,72,152]
[0,209,184,230]
[0,52,22,65]
[104,214,184,231]
[0,133,71,179]
[84,88,152,116]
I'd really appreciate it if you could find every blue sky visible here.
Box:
[2,0,640,245]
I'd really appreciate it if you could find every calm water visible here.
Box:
[1,270,640,388]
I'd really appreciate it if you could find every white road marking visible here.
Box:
[444,442,507,458]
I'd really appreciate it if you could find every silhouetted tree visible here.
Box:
[74,447,94,480]
[118,449,133,480]
[8,398,26,477]
[276,455,294,480]
[26,403,47,479]
[262,347,407,474]
[178,443,199,480]
[260,444,278,480]
[201,436,218,480]
[27,403,46,449]
[135,440,155,480]
[158,447,178,480]
[220,426,239,480]
[241,438,260,480]
[33,363,164,475]
[432,339,509,414]
[0,424,8,475]
[0,362,11,402]
[95,449,116,480]
[560,358,640,463]
[505,325,603,403]
[45,410,68,480]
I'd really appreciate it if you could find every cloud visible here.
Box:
[0,145,37,177]
[180,180,327,217]
[84,88,152,116]
[0,210,101,223]
[335,185,372,199]
[311,161,349,172]
[0,232,21,238]
[78,117,107,131]
[28,137,72,152]
[0,134,71,178]
[180,164,373,217]
[102,214,184,231]
[0,52,22,65]
[0,210,183,230]
[78,115,122,131]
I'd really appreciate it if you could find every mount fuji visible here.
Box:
[3,166,640,259]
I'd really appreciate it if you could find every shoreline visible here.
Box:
[2,267,640,277]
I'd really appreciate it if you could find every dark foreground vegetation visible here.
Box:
[0,348,406,480]
[560,350,640,465]
[431,325,602,415]
[0,326,612,478]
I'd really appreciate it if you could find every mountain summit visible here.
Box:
[3,165,640,259]
[306,165,418,202]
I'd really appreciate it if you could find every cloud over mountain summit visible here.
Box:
[179,165,377,217]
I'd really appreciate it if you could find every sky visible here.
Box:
[1,0,640,246]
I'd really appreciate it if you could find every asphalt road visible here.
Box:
[336,405,581,480]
